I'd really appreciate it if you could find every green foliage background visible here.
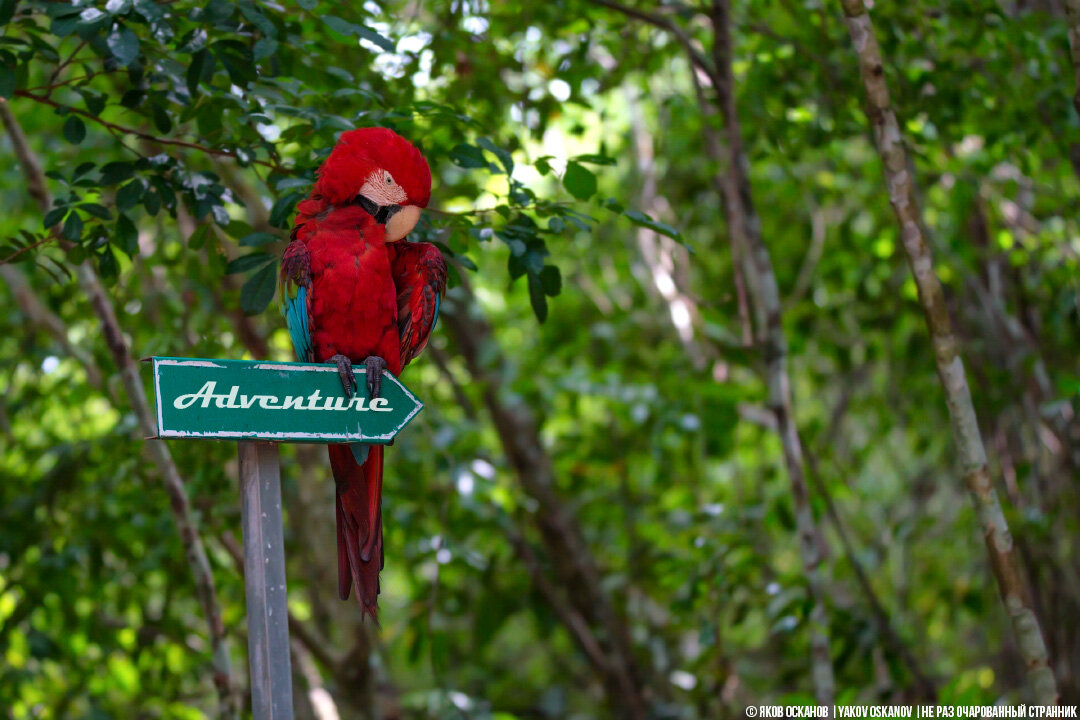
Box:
[0,0,1078,718]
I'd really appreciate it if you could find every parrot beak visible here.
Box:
[384,204,421,242]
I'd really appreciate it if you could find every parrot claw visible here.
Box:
[363,356,387,399]
[330,354,356,398]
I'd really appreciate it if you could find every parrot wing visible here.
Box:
[388,241,447,366]
[278,239,313,362]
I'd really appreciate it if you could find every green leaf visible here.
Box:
[204,0,234,24]
[623,209,680,239]
[100,162,133,186]
[226,252,273,275]
[226,220,254,238]
[107,25,140,66]
[218,46,256,86]
[239,3,276,38]
[98,246,119,283]
[253,37,277,61]
[65,244,87,265]
[240,261,277,315]
[211,204,230,227]
[80,89,107,115]
[268,192,302,228]
[62,211,83,242]
[478,137,513,174]
[151,103,171,133]
[0,0,15,25]
[600,197,624,213]
[535,156,553,176]
[275,177,312,192]
[323,16,394,52]
[354,25,395,52]
[187,223,211,250]
[240,232,279,247]
[43,207,68,229]
[539,264,561,296]
[563,162,596,201]
[0,64,14,99]
[142,188,161,215]
[52,13,81,36]
[573,153,617,166]
[79,8,108,26]
[527,273,548,323]
[73,162,96,179]
[120,89,144,108]
[450,143,487,169]
[196,101,223,136]
[63,116,86,145]
[115,180,144,211]
[186,50,208,97]
[323,16,356,35]
[79,203,111,220]
[132,0,164,22]
[115,214,138,256]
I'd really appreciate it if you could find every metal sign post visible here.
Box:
[148,357,424,719]
[238,441,292,720]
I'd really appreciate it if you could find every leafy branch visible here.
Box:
[14,90,291,174]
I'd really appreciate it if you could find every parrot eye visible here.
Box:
[385,173,394,185]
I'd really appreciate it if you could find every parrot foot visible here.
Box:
[363,356,387,399]
[329,354,356,398]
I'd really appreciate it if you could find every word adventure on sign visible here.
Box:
[174,381,394,413]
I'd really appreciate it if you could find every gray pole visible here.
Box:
[238,441,295,720]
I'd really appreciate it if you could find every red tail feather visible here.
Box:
[328,444,384,622]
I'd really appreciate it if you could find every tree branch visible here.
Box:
[588,0,720,88]
[504,527,613,675]
[11,91,290,174]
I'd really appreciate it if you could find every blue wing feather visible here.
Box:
[283,285,312,361]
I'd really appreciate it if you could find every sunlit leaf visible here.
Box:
[563,162,596,201]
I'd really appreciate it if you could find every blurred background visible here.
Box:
[0,0,1078,717]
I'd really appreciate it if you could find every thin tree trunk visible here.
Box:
[588,0,837,702]
[837,1,1059,703]
[627,87,710,368]
[1055,0,1080,182]
[439,281,650,719]
[0,264,103,387]
[709,0,836,703]
[0,97,240,718]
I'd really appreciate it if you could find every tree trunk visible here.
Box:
[837,0,1059,703]
[708,0,837,703]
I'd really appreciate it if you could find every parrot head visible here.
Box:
[314,127,431,242]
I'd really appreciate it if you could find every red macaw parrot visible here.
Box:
[278,127,447,621]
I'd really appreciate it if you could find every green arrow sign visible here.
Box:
[150,357,423,443]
